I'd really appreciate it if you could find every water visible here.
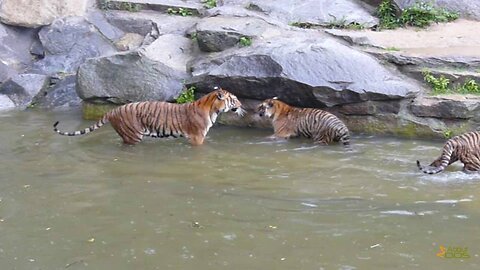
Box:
[0,110,479,269]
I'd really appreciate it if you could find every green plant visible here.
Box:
[289,22,316,29]
[202,0,217,9]
[98,0,141,12]
[175,86,196,104]
[423,70,450,94]
[377,0,399,29]
[458,79,480,94]
[385,46,400,51]
[190,32,198,41]
[443,129,453,139]
[239,36,252,47]
[376,0,459,29]
[167,7,193,16]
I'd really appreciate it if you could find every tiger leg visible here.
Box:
[188,134,205,146]
[110,119,144,145]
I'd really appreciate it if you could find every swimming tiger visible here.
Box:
[256,97,351,147]
[417,131,480,174]
[53,87,245,146]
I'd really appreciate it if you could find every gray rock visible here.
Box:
[0,62,17,84]
[0,0,88,28]
[410,96,480,119]
[114,33,145,51]
[86,10,125,42]
[31,75,82,109]
[189,37,420,107]
[0,74,49,108]
[0,94,15,110]
[77,34,193,104]
[248,0,378,27]
[393,0,480,20]
[29,17,117,75]
[195,16,275,52]
[0,23,37,73]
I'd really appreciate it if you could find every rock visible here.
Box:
[0,0,88,28]
[332,100,402,116]
[248,0,378,27]
[114,33,145,51]
[29,17,117,75]
[410,96,480,119]
[189,36,420,107]
[195,16,277,52]
[0,23,38,73]
[217,98,272,128]
[0,62,17,84]
[77,34,193,104]
[31,75,82,109]
[0,74,49,108]
[86,10,125,42]
[105,0,203,14]
[0,94,15,110]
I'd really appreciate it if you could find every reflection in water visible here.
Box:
[0,110,479,269]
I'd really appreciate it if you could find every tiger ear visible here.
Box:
[216,91,225,100]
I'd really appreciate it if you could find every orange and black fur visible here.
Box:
[257,98,350,147]
[417,131,480,174]
[53,88,244,146]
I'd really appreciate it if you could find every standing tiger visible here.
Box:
[53,87,244,146]
[417,131,480,174]
[256,97,351,147]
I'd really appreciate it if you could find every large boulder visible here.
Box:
[77,34,194,104]
[29,17,117,75]
[195,16,280,52]
[0,23,38,76]
[410,96,480,119]
[0,0,88,28]
[0,94,15,110]
[189,36,420,107]
[31,75,82,109]
[0,74,49,108]
[248,0,378,27]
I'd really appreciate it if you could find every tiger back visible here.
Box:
[257,97,351,147]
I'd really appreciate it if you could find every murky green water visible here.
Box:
[0,110,479,269]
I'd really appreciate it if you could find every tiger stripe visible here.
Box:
[417,130,480,174]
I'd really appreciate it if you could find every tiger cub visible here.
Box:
[417,131,480,174]
[257,97,351,147]
[53,87,244,146]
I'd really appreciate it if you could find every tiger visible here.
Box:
[53,87,245,146]
[417,131,480,174]
[256,97,351,148]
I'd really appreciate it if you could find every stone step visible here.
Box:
[103,0,204,15]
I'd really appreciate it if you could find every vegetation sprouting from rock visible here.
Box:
[423,70,480,95]
[167,7,193,16]
[239,36,252,47]
[175,86,196,104]
[202,0,217,9]
[377,0,459,29]
[98,0,142,12]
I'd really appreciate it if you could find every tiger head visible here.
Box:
[257,97,283,118]
[209,87,245,117]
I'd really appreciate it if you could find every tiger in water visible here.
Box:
[53,87,244,146]
[256,97,351,148]
[417,131,480,174]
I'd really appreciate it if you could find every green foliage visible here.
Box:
[289,22,316,29]
[98,0,141,12]
[326,16,366,30]
[202,0,217,9]
[167,7,193,16]
[385,46,400,51]
[423,71,480,95]
[376,0,459,29]
[423,70,450,94]
[458,79,480,94]
[239,36,252,47]
[175,86,196,104]
[190,32,198,42]
[377,0,399,29]
[443,129,453,139]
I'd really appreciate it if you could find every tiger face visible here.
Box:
[257,97,279,118]
[212,88,245,116]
